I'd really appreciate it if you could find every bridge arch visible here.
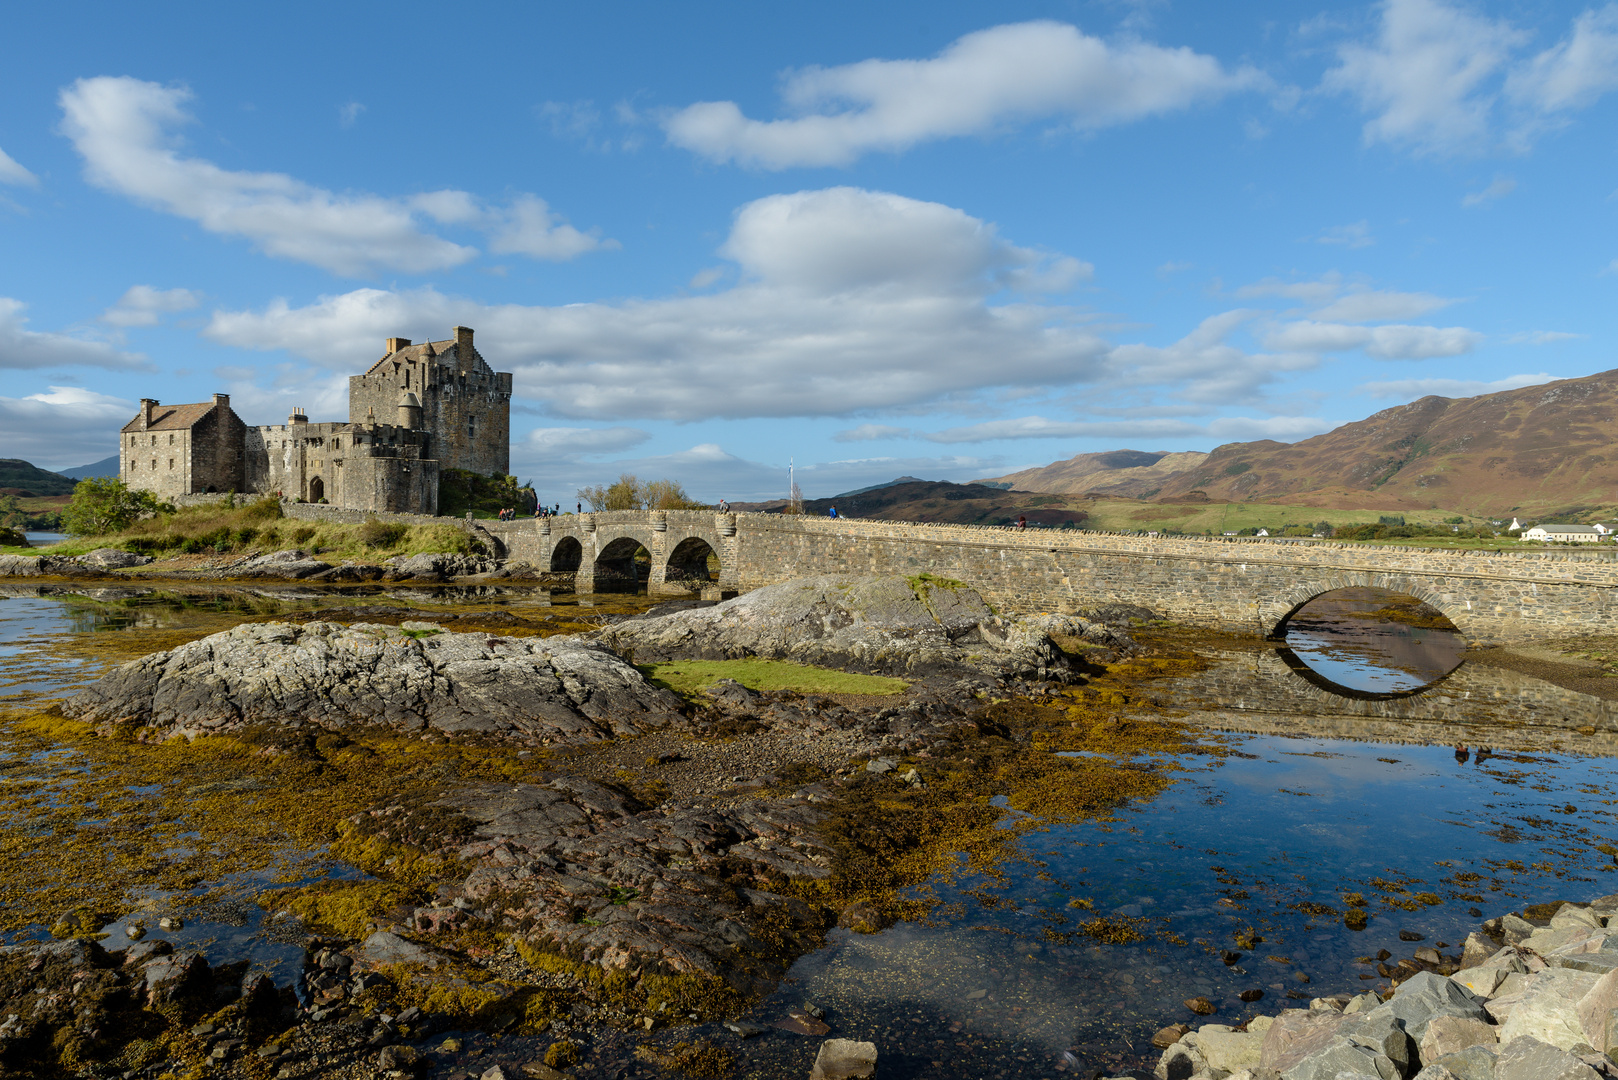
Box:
[662,534,720,591]
[1264,574,1471,641]
[591,533,652,591]
[550,535,582,572]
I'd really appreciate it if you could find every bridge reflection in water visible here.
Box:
[1277,586,1467,699]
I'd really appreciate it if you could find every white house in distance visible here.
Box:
[1522,524,1604,542]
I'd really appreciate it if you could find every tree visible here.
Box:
[0,494,23,530]
[62,478,168,536]
[605,473,643,510]
[643,478,705,509]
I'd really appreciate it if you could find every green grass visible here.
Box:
[641,659,908,698]
[1078,498,1476,535]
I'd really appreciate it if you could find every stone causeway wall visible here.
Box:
[473,511,1618,646]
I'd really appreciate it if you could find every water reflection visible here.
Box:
[1282,587,1466,695]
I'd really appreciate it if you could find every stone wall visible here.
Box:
[520,512,1618,645]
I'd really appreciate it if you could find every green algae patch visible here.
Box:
[642,659,908,699]
[0,709,546,938]
[256,878,420,939]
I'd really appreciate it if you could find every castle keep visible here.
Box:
[119,326,511,514]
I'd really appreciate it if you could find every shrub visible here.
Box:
[241,496,282,522]
[62,478,169,536]
[359,517,409,549]
[291,526,317,545]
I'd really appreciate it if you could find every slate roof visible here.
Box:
[362,339,488,377]
[120,401,220,434]
[1533,524,1602,534]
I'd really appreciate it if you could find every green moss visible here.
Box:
[641,659,908,699]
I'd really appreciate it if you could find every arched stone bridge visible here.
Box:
[479,510,1618,645]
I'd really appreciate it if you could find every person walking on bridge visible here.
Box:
[828,505,838,519]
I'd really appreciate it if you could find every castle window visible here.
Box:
[168,459,174,470]
[333,439,340,450]
[150,459,156,470]
[151,435,157,446]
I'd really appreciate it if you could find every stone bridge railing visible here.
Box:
[475,511,1618,645]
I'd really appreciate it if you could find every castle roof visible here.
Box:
[363,339,489,378]
[120,401,225,433]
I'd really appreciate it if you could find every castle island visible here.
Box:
[118,326,512,515]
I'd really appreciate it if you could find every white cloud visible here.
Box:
[0,298,149,370]
[1324,0,1525,155]
[1235,273,1346,304]
[1505,330,1583,344]
[525,426,651,455]
[834,424,913,442]
[0,386,133,469]
[1358,372,1556,398]
[1310,289,1455,322]
[1262,320,1483,359]
[0,146,38,187]
[1506,4,1618,116]
[338,101,366,128]
[922,413,1333,444]
[100,285,201,328]
[58,76,610,275]
[1106,310,1317,405]
[1326,1,1618,156]
[1462,175,1517,206]
[486,195,618,261]
[663,20,1266,168]
[206,187,1114,421]
[1317,221,1375,248]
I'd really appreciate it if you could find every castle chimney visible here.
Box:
[386,337,411,355]
[289,407,308,425]
[454,326,474,367]
[140,398,157,430]
[212,393,230,408]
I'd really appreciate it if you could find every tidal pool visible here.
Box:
[1280,587,1467,695]
[1,586,1615,1080]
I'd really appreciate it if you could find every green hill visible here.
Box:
[0,459,78,497]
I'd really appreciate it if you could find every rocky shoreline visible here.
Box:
[0,547,531,585]
[1142,892,1618,1080]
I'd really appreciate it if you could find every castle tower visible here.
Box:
[349,326,512,477]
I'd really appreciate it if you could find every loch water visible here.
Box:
[1,585,1616,1080]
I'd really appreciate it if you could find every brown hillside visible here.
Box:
[979,449,1209,497]
[1146,369,1618,515]
[740,480,1090,527]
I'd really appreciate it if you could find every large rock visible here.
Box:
[1577,969,1618,1050]
[1498,969,1601,1050]
[229,549,331,579]
[1377,971,1491,1041]
[1494,1037,1603,1080]
[1260,1009,1349,1074]
[1419,1015,1497,1061]
[63,621,685,742]
[0,553,113,578]
[1197,1024,1264,1073]
[386,552,497,580]
[77,548,154,569]
[1428,1044,1498,1080]
[1279,1035,1402,1080]
[592,574,1125,680]
[810,1039,877,1080]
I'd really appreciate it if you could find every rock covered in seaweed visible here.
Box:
[62,621,684,742]
[591,574,1125,680]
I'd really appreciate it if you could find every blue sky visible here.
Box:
[1,0,1614,501]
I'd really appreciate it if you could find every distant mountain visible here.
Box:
[976,370,1618,517]
[60,455,119,481]
[833,475,924,498]
[801,479,1088,527]
[0,459,77,497]
[978,449,1210,498]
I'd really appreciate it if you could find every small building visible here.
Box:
[1522,524,1603,542]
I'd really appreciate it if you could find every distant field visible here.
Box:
[1074,499,1477,535]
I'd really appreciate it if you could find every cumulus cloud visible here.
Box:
[0,146,38,187]
[1262,320,1483,359]
[59,76,611,275]
[0,386,133,469]
[1236,273,1460,322]
[100,285,201,328]
[1326,0,1618,156]
[1462,175,1517,206]
[663,20,1266,168]
[1358,372,1556,398]
[0,298,149,370]
[921,413,1334,444]
[487,195,620,260]
[207,187,1113,421]
[1106,310,1317,405]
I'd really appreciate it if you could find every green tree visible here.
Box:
[61,478,167,537]
[0,494,24,530]
[604,473,644,510]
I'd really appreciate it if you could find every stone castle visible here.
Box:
[119,326,512,515]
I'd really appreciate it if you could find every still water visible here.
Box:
[0,585,1613,1080]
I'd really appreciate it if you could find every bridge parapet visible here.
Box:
[477,511,1618,643]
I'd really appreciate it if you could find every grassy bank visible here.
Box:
[2,497,482,561]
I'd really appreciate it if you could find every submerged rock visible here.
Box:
[63,621,684,742]
[592,574,1126,680]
